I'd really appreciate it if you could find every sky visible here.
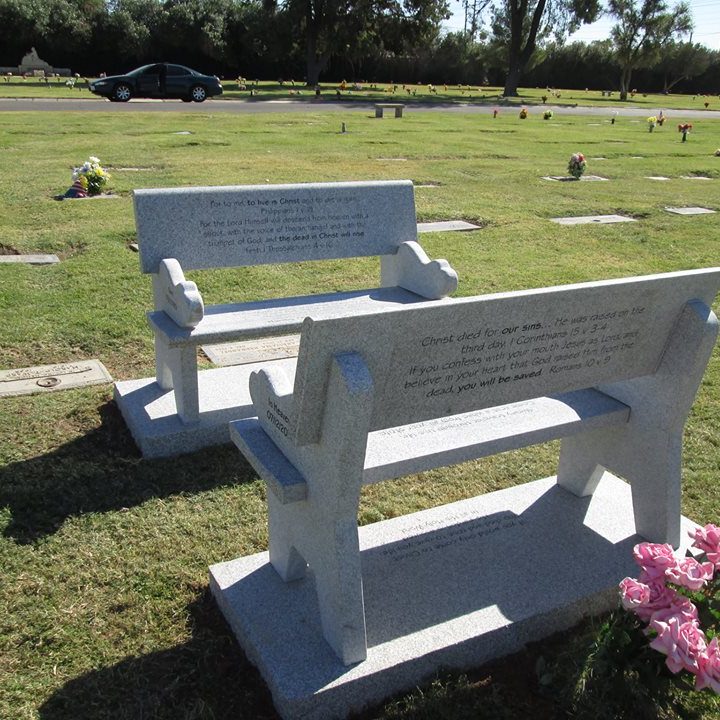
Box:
[442,0,720,51]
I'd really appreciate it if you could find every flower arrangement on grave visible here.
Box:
[647,116,657,132]
[72,156,110,196]
[570,529,720,717]
[543,109,553,120]
[567,152,586,179]
[519,107,528,119]
[678,123,693,142]
[615,529,720,695]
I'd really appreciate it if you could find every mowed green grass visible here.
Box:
[0,107,719,719]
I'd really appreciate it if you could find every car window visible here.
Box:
[166,65,189,76]
[141,65,160,76]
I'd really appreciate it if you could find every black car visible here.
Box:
[89,63,223,102]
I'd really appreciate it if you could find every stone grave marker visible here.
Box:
[202,334,301,366]
[681,176,712,181]
[542,175,608,182]
[0,360,112,398]
[665,207,716,215]
[0,254,59,265]
[551,214,636,225]
[417,220,482,233]
[646,176,671,181]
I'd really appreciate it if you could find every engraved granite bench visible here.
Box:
[375,103,405,118]
[113,180,457,458]
[227,268,720,665]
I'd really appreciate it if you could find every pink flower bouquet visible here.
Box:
[618,525,720,696]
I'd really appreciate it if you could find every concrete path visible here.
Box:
[2,97,719,119]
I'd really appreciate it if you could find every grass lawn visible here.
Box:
[1,106,719,719]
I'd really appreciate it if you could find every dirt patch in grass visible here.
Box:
[0,243,19,255]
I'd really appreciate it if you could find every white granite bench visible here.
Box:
[114,180,457,458]
[375,103,405,118]
[228,268,720,666]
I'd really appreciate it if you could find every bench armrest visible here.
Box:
[381,241,458,300]
[152,258,204,328]
[248,364,300,464]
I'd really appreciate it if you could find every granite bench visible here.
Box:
[374,103,405,118]
[227,268,720,666]
[113,180,457,458]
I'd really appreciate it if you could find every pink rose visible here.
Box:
[690,524,720,566]
[649,617,707,674]
[665,557,714,590]
[633,576,677,622]
[649,595,699,627]
[696,637,720,693]
[619,577,650,611]
[633,542,677,579]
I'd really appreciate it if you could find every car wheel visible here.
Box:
[114,83,132,102]
[190,85,207,102]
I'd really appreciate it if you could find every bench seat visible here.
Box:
[230,388,631,505]
[148,286,431,347]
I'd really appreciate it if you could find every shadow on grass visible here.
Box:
[38,588,279,720]
[0,400,254,544]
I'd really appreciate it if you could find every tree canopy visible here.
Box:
[607,0,692,100]
[489,0,601,96]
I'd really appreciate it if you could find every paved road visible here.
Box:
[2,97,720,119]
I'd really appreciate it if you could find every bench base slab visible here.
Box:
[210,473,698,720]
[113,359,297,458]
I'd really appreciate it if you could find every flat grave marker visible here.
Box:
[665,207,716,215]
[550,214,635,225]
[542,175,609,182]
[646,176,671,181]
[202,334,301,366]
[0,254,59,265]
[417,220,482,233]
[681,176,712,181]
[0,359,112,398]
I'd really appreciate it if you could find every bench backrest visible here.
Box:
[134,180,417,273]
[291,268,720,444]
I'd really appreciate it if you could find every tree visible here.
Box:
[489,0,601,96]
[265,0,450,85]
[654,40,712,94]
[461,0,491,39]
[608,0,692,100]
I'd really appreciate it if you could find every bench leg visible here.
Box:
[627,430,682,547]
[556,426,613,498]
[267,493,307,582]
[395,107,403,118]
[267,495,367,665]
[154,335,174,390]
[557,425,682,546]
[311,516,367,665]
[375,107,383,118]
[156,339,200,424]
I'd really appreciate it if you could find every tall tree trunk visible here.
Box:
[502,0,547,97]
[503,60,522,96]
[303,0,328,86]
[619,66,632,101]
